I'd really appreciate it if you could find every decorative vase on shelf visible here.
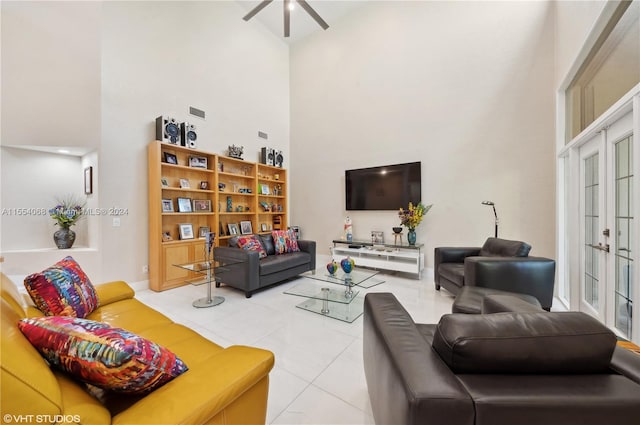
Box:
[54,226,76,249]
[407,229,417,246]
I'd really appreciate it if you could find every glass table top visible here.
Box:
[284,282,360,304]
[301,268,385,289]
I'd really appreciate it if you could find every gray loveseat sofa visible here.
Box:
[214,234,316,298]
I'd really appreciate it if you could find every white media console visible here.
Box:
[331,240,425,278]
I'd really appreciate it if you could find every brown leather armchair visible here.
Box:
[434,237,556,310]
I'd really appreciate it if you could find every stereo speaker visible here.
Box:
[274,150,284,168]
[261,147,275,166]
[181,122,198,149]
[155,116,181,144]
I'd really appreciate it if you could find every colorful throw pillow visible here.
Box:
[18,316,188,394]
[236,234,267,259]
[24,256,99,318]
[272,229,300,255]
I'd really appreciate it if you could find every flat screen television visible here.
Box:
[345,162,421,211]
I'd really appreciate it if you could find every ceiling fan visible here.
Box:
[243,0,329,38]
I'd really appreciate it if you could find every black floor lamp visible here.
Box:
[482,201,499,238]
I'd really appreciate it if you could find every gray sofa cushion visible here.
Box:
[259,234,276,256]
[438,263,465,287]
[432,312,617,374]
[479,237,531,257]
[481,294,544,314]
[259,252,311,276]
[452,286,541,314]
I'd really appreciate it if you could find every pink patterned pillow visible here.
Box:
[18,316,188,394]
[24,256,99,318]
[236,235,267,259]
[272,230,300,255]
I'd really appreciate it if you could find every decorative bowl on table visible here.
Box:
[392,227,403,234]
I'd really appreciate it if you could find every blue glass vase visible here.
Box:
[407,229,417,246]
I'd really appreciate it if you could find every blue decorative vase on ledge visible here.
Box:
[407,229,417,246]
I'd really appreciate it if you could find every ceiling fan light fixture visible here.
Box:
[243,0,329,37]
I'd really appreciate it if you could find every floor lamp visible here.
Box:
[482,201,498,238]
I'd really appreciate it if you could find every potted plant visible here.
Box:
[398,202,432,245]
[49,195,85,249]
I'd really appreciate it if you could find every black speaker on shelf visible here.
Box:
[274,150,284,168]
[261,147,275,166]
[155,116,181,144]
[181,122,197,149]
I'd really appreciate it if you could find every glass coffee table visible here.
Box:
[284,268,385,322]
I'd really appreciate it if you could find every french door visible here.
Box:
[579,111,634,339]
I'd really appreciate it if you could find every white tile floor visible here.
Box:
[134,270,455,425]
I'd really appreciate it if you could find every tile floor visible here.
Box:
[134,269,455,425]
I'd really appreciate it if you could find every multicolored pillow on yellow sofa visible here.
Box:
[24,256,99,318]
[236,235,267,258]
[272,229,300,254]
[18,316,188,394]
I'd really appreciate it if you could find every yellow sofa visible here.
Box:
[1,273,275,424]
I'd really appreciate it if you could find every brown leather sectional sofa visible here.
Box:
[363,292,640,425]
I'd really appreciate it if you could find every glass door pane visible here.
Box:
[614,136,634,338]
[584,153,600,310]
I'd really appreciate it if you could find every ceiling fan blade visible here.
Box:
[296,0,329,30]
[284,0,291,37]
[243,0,273,21]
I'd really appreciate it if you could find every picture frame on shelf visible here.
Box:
[240,220,253,235]
[161,177,169,187]
[177,197,192,213]
[371,231,384,244]
[178,223,194,240]
[199,226,210,238]
[260,184,270,195]
[162,231,173,242]
[189,155,208,169]
[228,223,239,235]
[199,181,209,190]
[261,223,268,232]
[163,152,178,165]
[192,199,212,212]
[161,199,174,212]
[179,178,190,189]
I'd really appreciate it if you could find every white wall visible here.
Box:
[554,0,608,88]
[1,1,290,283]
[0,1,101,151]
[290,1,557,266]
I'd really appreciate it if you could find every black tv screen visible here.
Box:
[345,162,421,211]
